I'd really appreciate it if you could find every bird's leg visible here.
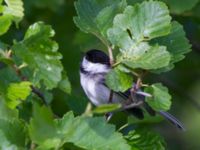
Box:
[108,90,113,103]
[104,90,114,121]
[105,112,113,122]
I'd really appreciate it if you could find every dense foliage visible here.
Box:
[0,0,199,149]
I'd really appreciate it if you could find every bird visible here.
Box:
[80,49,185,130]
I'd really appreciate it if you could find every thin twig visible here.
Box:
[112,61,121,67]
[136,78,142,89]
[105,46,144,112]
[9,51,47,105]
[118,123,129,131]
[136,91,152,97]
[109,101,144,114]
[12,64,21,77]
[108,46,114,66]
[12,65,47,105]
[102,101,144,122]
[122,101,143,110]
[131,71,140,77]
[129,77,141,103]
[31,86,47,105]
[107,46,114,103]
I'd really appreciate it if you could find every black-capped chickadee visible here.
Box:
[80,49,185,130]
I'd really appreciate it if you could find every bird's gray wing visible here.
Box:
[102,82,145,119]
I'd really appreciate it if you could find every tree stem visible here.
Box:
[31,86,47,105]
[107,46,114,104]
[9,51,47,105]
[108,46,114,66]
[122,101,143,110]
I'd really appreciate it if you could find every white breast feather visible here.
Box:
[80,73,124,106]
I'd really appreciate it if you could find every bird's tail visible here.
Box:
[159,111,185,131]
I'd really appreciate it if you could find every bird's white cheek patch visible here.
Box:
[82,57,110,74]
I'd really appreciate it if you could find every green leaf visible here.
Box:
[0,96,18,120]
[0,119,27,149]
[0,57,14,65]
[105,67,133,92]
[0,67,20,94]
[118,43,171,70]
[116,64,132,73]
[125,128,166,150]
[0,15,12,36]
[0,67,22,110]
[144,83,172,111]
[108,1,171,70]
[64,116,130,150]
[0,0,24,35]
[3,0,24,23]
[93,103,122,114]
[151,21,191,73]
[58,73,71,94]
[29,104,58,149]
[108,1,171,46]
[6,81,32,109]
[7,81,32,101]
[13,22,63,89]
[74,0,127,45]
[29,104,131,150]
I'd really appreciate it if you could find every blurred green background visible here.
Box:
[1,0,200,149]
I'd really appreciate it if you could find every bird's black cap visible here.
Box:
[85,49,110,66]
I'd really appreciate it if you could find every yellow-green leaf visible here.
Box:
[93,103,122,114]
[6,81,32,109]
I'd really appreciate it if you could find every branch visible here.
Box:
[106,46,144,111]
[107,46,114,103]
[136,78,142,89]
[121,101,143,110]
[108,101,144,114]
[104,101,144,122]
[31,86,47,105]
[10,53,47,105]
[108,46,114,66]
